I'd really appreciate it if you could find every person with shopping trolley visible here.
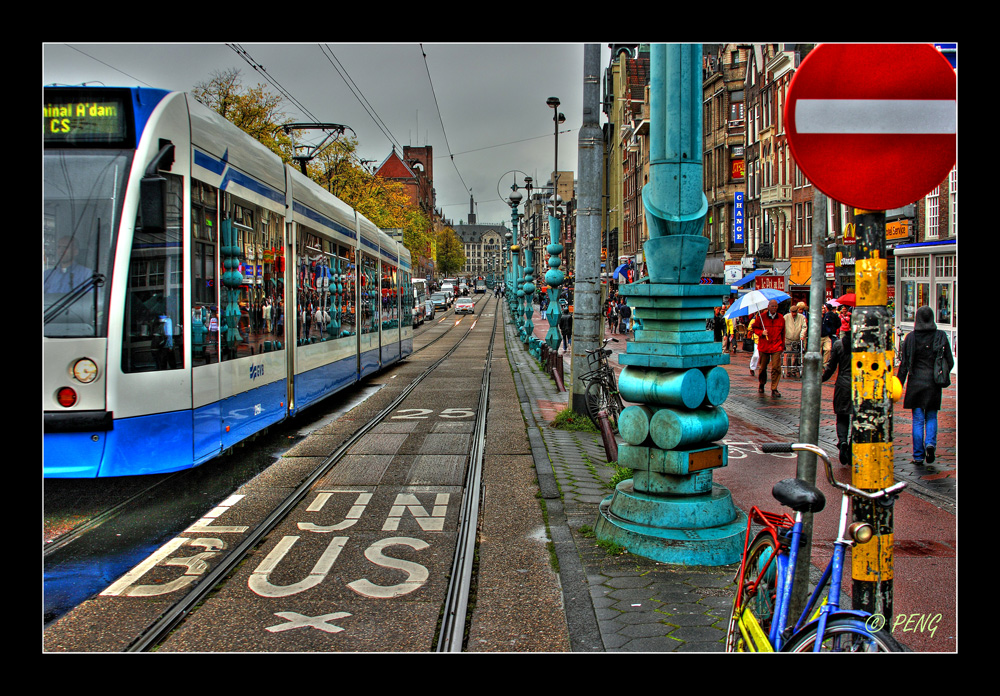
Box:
[783,301,807,378]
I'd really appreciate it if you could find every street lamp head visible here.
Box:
[557,112,566,124]
[509,191,522,206]
[546,97,560,109]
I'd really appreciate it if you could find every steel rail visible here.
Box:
[125,296,499,652]
[435,295,497,652]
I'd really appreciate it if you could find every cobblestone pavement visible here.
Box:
[506,305,957,651]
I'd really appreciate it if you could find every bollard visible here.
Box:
[597,410,618,463]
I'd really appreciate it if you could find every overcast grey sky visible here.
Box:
[43,43,614,226]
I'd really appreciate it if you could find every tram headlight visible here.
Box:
[848,521,874,544]
[72,358,99,384]
[56,387,78,408]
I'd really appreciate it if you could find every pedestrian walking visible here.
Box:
[896,306,955,465]
[608,300,619,335]
[821,325,853,465]
[783,302,807,378]
[839,305,851,335]
[820,303,840,369]
[749,299,786,397]
[558,300,573,353]
[618,299,632,335]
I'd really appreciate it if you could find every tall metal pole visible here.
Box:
[572,43,604,415]
[850,207,895,621]
[788,193,827,622]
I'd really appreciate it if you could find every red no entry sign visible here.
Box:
[785,43,956,211]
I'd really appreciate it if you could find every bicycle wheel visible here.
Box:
[726,531,780,652]
[782,617,904,652]
[585,379,620,432]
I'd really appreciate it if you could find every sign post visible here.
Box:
[785,43,956,625]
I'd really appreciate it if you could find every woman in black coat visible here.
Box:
[821,328,852,465]
[896,306,954,465]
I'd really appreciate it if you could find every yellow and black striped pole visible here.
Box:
[850,208,896,620]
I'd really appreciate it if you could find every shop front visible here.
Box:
[894,239,957,371]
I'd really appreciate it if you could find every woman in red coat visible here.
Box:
[749,299,786,397]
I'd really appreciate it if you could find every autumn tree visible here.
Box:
[192,69,296,161]
[436,228,465,277]
[191,68,433,269]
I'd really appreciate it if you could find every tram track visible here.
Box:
[42,294,488,563]
[123,295,500,652]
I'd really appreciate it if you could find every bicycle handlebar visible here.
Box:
[761,442,907,502]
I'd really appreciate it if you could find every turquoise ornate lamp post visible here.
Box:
[522,227,535,347]
[593,43,745,567]
[544,96,567,351]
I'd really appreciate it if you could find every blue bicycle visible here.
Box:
[725,442,907,652]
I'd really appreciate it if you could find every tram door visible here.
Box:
[190,180,222,462]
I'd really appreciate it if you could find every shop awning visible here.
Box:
[730,269,769,288]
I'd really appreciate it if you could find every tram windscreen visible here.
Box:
[43,150,130,337]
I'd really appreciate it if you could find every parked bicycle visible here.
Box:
[580,338,623,432]
[726,442,907,652]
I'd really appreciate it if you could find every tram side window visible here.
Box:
[382,262,398,329]
[191,181,219,367]
[296,230,331,344]
[220,198,285,360]
[340,244,356,337]
[360,254,378,334]
[122,174,184,373]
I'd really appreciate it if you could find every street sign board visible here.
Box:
[785,43,956,211]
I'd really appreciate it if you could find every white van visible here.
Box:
[440,283,455,306]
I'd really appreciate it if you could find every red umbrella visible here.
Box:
[836,293,856,307]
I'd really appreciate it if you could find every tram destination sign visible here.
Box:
[43,88,132,146]
[785,43,956,211]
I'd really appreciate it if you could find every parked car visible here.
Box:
[431,292,449,312]
[455,297,475,315]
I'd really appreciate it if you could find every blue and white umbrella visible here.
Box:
[612,263,629,281]
[724,288,791,319]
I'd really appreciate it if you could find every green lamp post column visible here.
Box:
[544,96,567,351]
[522,234,535,346]
[594,43,745,567]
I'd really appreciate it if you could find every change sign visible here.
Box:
[785,44,956,211]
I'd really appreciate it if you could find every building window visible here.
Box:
[899,256,930,323]
[935,254,956,326]
[926,186,940,240]
[805,201,812,245]
[949,166,957,238]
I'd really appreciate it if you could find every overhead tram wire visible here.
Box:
[419,44,472,201]
[225,43,371,173]
[318,44,404,156]
[227,43,320,123]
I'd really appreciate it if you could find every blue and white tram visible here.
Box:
[43,86,413,477]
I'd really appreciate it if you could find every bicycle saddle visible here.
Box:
[772,478,826,513]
